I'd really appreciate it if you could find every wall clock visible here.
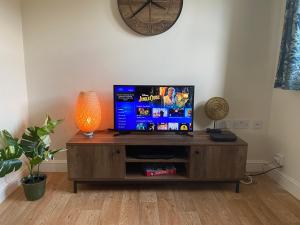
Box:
[118,0,183,36]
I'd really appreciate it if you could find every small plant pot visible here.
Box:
[21,174,47,201]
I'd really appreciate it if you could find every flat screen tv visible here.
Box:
[114,85,195,132]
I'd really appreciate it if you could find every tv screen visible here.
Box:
[114,85,194,132]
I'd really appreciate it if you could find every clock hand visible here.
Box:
[130,0,151,19]
[151,1,166,10]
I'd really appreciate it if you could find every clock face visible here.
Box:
[118,0,183,36]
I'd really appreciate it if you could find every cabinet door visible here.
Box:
[189,146,247,180]
[67,145,125,179]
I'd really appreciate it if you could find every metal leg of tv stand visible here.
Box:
[72,180,239,193]
[73,181,78,193]
[235,181,240,193]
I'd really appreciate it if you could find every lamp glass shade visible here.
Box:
[75,91,101,134]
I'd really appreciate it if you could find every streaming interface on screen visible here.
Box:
[114,86,194,132]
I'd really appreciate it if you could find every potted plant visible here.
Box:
[0,116,65,201]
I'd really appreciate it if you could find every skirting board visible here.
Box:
[268,168,300,200]
[39,160,68,172]
[246,160,268,172]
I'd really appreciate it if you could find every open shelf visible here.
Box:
[125,145,189,179]
[125,162,188,180]
[125,172,188,180]
[126,145,189,162]
[126,156,188,163]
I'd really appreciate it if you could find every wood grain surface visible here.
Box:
[0,173,300,225]
[67,130,247,146]
[67,131,247,183]
[118,0,183,36]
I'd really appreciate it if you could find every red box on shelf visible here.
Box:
[144,166,177,177]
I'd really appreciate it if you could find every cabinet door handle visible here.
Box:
[116,150,120,154]
[195,151,199,154]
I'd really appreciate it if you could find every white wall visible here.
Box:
[21,0,279,161]
[268,74,300,198]
[269,90,300,182]
[265,0,300,200]
[0,0,28,203]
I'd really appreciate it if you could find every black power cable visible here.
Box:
[241,165,283,185]
[246,165,283,177]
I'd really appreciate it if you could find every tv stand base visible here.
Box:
[72,180,241,193]
[67,131,247,194]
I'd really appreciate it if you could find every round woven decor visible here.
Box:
[204,97,229,121]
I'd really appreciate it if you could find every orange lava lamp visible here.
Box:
[75,91,101,138]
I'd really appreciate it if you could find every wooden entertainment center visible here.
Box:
[67,131,248,193]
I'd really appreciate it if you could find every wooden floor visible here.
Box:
[0,173,300,225]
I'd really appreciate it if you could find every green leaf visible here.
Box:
[30,156,43,167]
[44,148,66,160]
[1,130,18,147]
[51,148,66,155]
[36,127,49,137]
[0,130,23,160]
[0,130,23,177]
[20,128,39,159]
[42,115,63,134]
[38,131,51,148]
[0,116,64,178]
[0,159,22,178]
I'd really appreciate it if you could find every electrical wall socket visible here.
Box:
[215,120,233,129]
[273,153,284,166]
[233,120,250,129]
[216,120,226,129]
[225,120,233,129]
[216,120,262,130]
[252,120,264,129]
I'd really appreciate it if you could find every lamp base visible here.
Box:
[83,132,94,138]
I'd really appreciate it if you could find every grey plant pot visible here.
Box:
[21,174,47,201]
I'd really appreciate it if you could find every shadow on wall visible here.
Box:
[28,91,115,159]
[12,109,28,137]
[28,97,75,159]
[223,0,272,112]
[0,104,28,138]
[221,0,277,159]
[194,102,211,129]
